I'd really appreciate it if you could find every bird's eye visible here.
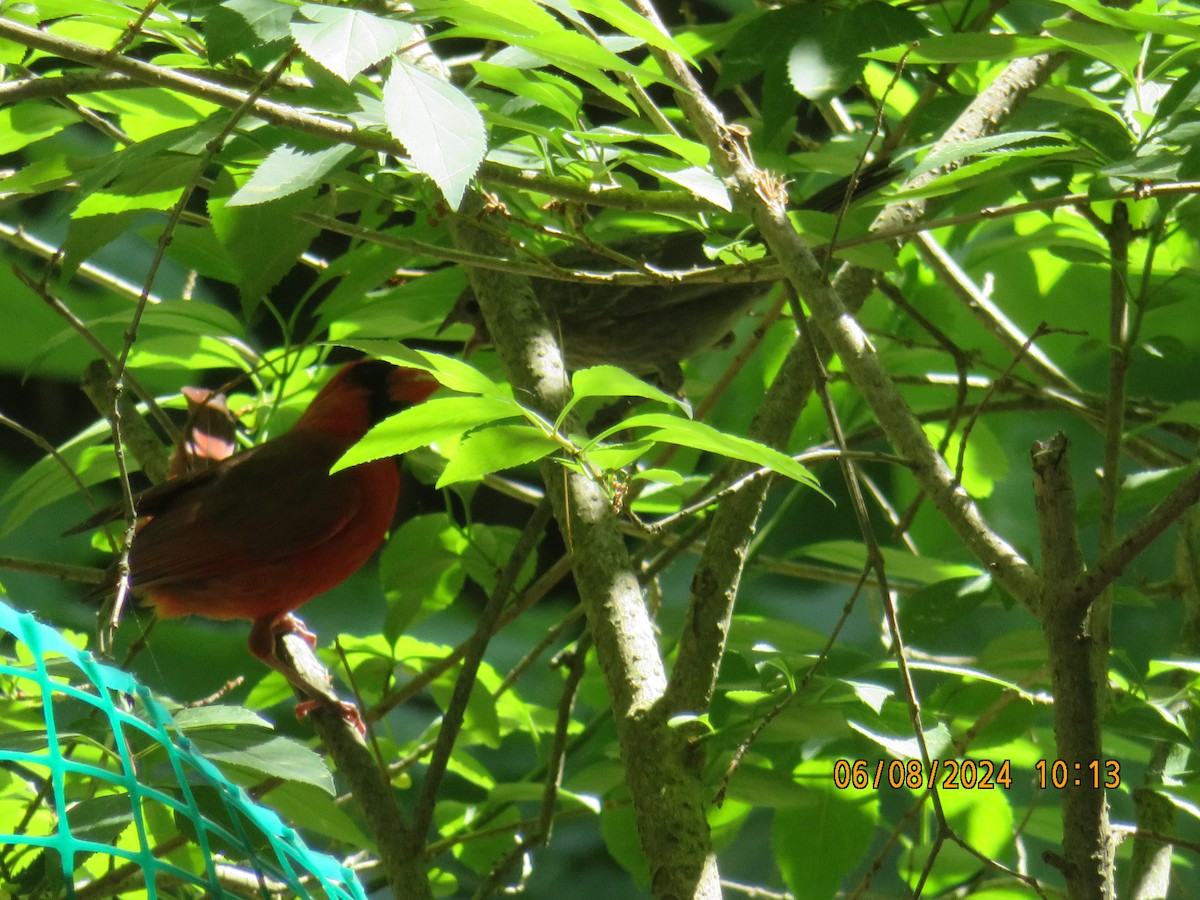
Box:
[465,299,481,315]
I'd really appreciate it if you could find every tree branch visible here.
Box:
[1030,433,1114,900]
[629,3,1040,612]
[449,197,721,899]
[275,632,432,900]
[0,19,708,214]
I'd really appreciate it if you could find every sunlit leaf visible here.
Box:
[383,60,487,208]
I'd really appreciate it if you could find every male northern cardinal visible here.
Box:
[80,360,437,710]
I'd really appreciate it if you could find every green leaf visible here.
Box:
[563,365,690,425]
[433,0,562,35]
[579,440,654,472]
[291,5,414,82]
[724,764,810,808]
[596,413,820,490]
[1050,0,1200,41]
[473,61,583,126]
[383,59,487,209]
[412,349,511,397]
[643,160,731,210]
[172,705,273,730]
[189,732,335,795]
[1,424,117,538]
[461,522,536,594]
[0,103,76,154]
[898,576,995,644]
[209,181,322,313]
[64,795,133,846]
[903,790,1014,893]
[923,421,1009,498]
[335,395,521,471]
[225,0,294,43]
[0,154,75,197]
[205,4,264,64]
[600,799,649,886]
[773,773,878,900]
[787,9,867,103]
[256,781,372,847]
[436,424,559,487]
[380,513,467,638]
[61,210,144,276]
[125,334,249,370]
[791,540,983,586]
[869,33,1055,64]
[556,0,690,58]
[848,720,953,761]
[72,154,195,218]
[227,143,355,206]
[911,131,1072,180]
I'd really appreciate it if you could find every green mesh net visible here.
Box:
[0,598,367,899]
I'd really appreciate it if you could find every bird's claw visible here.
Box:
[275,613,318,648]
[294,697,367,737]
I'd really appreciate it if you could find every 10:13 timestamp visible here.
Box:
[1035,759,1120,789]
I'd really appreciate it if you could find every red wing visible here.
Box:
[127,434,364,592]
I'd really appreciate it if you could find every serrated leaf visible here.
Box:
[792,540,982,586]
[72,154,194,218]
[336,395,521,471]
[205,4,263,64]
[291,5,414,82]
[256,781,372,847]
[597,413,820,490]
[437,424,558,487]
[773,781,878,900]
[383,60,486,209]
[911,131,1071,180]
[787,33,854,103]
[413,348,510,396]
[0,103,77,154]
[552,0,690,58]
[646,162,731,210]
[380,513,467,638]
[335,342,508,397]
[473,61,583,126]
[227,143,355,206]
[190,732,335,795]
[848,720,953,760]
[209,183,322,313]
[224,0,293,42]
[172,705,273,730]
[564,365,689,426]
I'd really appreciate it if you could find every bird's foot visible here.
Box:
[274,613,318,648]
[295,697,367,736]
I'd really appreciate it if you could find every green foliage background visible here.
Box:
[2,0,1200,897]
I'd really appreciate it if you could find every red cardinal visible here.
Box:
[82,360,437,717]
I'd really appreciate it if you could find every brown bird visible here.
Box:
[440,231,768,386]
[439,162,899,383]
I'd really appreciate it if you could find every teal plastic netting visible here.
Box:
[0,598,367,900]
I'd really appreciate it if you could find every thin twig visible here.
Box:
[410,501,554,840]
